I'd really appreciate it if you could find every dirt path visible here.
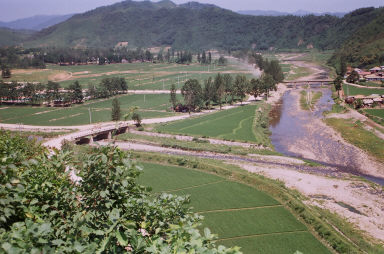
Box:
[128,130,266,149]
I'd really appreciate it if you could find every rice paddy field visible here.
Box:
[343,84,384,96]
[155,104,271,145]
[138,162,331,254]
[0,94,180,126]
[2,61,254,91]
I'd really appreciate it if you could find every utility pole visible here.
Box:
[88,107,92,124]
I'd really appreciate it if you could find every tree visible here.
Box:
[132,112,142,127]
[203,77,215,109]
[208,52,212,64]
[181,79,202,114]
[223,74,233,104]
[45,81,61,104]
[169,84,178,109]
[346,70,359,84]
[334,76,343,98]
[68,81,83,103]
[197,53,201,63]
[249,78,262,98]
[264,60,284,83]
[261,73,276,99]
[111,98,121,121]
[234,75,248,104]
[202,51,207,64]
[214,73,225,109]
[218,56,227,66]
[1,66,11,78]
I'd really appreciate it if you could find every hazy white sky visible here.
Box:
[0,0,383,21]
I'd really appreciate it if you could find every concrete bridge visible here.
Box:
[73,124,129,145]
[43,122,131,149]
[283,80,333,88]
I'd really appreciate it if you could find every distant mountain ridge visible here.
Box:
[0,1,382,68]
[0,14,74,31]
[237,10,346,17]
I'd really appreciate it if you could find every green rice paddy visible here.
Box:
[343,84,384,96]
[0,94,179,126]
[138,162,331,254]
[155,104,269,144]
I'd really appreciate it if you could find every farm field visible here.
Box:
[155,104,271,145]
[363,109,384,119]
[2,61,254,90]
[0,94,179,126]
[343,84,384,96]
[138,162,331,254]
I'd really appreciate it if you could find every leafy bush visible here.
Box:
[0,131,240,254]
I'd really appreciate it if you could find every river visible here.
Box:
[269,86,384,186]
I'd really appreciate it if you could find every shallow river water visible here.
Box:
[269,87,384,185]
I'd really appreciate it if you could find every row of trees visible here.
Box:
[171,73,278,114]
[0,77,128,105]
[248,52,284,83]
[0,47,46,69]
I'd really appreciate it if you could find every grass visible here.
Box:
[285,65,313,81]
[361,109,384,127]
[0,94,178,126]
[343,84,384,96]
[155,104,271,146]
[116,132,280,156]
[325,118,384,163]
[363,109,384,119]
[358,81,384,88]
[136,161,331,254]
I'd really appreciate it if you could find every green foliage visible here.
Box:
[329,7,384,68]
[181,79,203,114]
[346,71,359,84]
[0,132,240,253]
[169,83,177,109]
[132,112,142,127]
[111,98,121,121]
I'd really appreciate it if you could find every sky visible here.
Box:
[0,0,383,22]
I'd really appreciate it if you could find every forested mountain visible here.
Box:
[0,28,33,47]
[1,0,383,68]
[0,14,74,31]
[25,0,344,49]
[329,7,384,68]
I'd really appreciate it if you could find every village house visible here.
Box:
[370,66,382,73]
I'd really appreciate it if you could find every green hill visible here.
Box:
[328,7,384,68]
[1,1,383,68]
[0,28,32,47]
[26,0,341,50]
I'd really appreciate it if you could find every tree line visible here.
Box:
[0,77,127,106]
[171,72,279,114]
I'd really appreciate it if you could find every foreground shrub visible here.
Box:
[0,131,240,253]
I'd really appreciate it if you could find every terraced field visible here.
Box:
[138,162,331,254]
[155,104,270,145]
[0,94,179,126]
